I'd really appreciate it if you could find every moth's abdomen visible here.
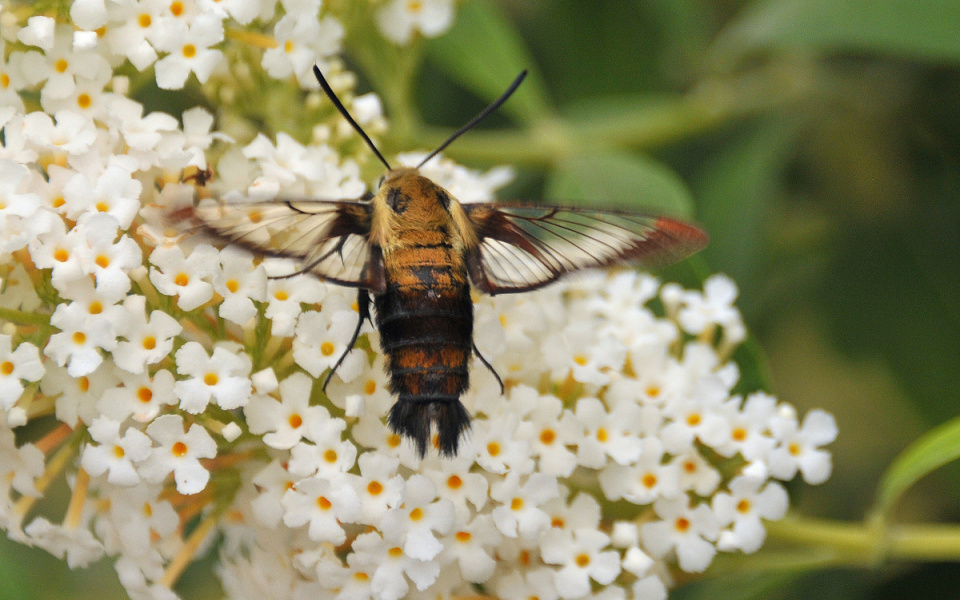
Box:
[375,238,473,457]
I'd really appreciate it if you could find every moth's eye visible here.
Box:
[377,175,385,188]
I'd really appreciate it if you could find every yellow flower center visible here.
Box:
[138,13,152,28]
[137,387,153,403]
[72,332,86,345]
[367,481,383,495]
[0,362,13,376]
[171,441,188,457]
[142,336,157,350]
[288,414,303,428]
[55,59,69,73]
[182,44,196,59]
[203,372,219,386]
[77,93,92,109]
[320,342,335,356]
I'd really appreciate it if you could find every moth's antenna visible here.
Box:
[313,65,392,171]
[417,70,528,169]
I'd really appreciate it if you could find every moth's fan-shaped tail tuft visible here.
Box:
[388,399,471,458]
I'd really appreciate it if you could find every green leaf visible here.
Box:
[692,117,798,319]
[545,151,694,218]
[874,414,960,516]
[713,0,960,65]
[425,0,551,124]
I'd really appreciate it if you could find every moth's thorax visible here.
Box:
[372,168,469,255]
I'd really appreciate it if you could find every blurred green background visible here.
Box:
[4,0,960,598]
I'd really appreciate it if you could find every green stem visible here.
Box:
[766,516,960,565]
[0,307,51,327]
[388,59,817,167]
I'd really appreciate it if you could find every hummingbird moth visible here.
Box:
[187,66,707,458]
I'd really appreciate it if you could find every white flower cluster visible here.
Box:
[0,2,835,600]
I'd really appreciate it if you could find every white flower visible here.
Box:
[22,109,97,156]
[141,414,217,495]
[262,14,343,84]
[293,308,365,381]
[351,530,439,599]
[0,335,44,410]
[353,452,405,526]
[441,514,500,583]
[641,497,719,573]
[513,391,580,477]
[104,0,164,70]
[24,517,104,569]
[45,301,117,377]
[149,244,219,311]
[75,213,142,296]
[288,414,357,477]
[490,472,558,539]
[213,246,267,325]
[677,273,741,335]
[244,371,323,450]
[17,16,56,50]
[540,528,621,599]
[111,295,183,375]
[574,396,644,468]
[63,164,142,229]
[769,408,838,485]
[98,368,177,423]
[379,474,455,561]
[153,16,224,89]
[281,473,360,544]
[81,416,152,486]
[714,475,789,553]
[173,342,252,413]
[377,0,454,46]
[599,437,681,504]
[261,260,326,336]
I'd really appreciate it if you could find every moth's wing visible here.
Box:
[190,198,385,292]
[462,203,707,295]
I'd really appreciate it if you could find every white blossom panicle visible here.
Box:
[0,2,835,599]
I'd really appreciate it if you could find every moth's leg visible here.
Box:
[472,342,504,395]
[323,289,371,392]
